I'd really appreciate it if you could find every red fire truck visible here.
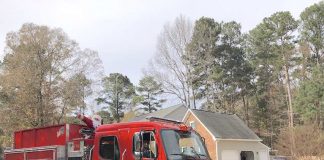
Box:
[4,117,210,160]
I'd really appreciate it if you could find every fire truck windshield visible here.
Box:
[161,130,209,160]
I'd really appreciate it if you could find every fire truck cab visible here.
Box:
[5,117,210,160]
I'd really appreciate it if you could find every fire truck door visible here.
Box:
[118,129,130,160]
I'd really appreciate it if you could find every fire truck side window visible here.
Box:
[99,136,120,160]
[133,132,157,159]
[133,132,141,155]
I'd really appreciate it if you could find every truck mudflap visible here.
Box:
[4,145,65,160]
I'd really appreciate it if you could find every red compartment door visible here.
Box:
[4,152,24,160]
[26,150,55,160]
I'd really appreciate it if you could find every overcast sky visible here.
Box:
[0,0,321,84]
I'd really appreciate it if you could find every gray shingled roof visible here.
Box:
[130,105,260,140]
[131,104,187,122]
[191,110,260,140]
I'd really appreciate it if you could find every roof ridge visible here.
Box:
[191,108,235,115]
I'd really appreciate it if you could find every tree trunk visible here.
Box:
[192,86,197,109]
[315,48,320,67]
[148,93,152,113]
[116,92,120,123]
[38,80,45,127]
[242,95,249,126]
[284,63,295,157]
[284,64,294,128]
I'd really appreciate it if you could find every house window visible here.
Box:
[240,151,254,160]
[189,121,196,129]
[100,136,120,160]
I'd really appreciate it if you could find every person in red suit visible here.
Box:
[77,114,103,130]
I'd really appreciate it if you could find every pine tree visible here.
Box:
[186,17,221,110]
[96,73,135,122]
[247,11,298,153]
[214,21,253,113]
[136,76,166,113]
[295,66,324,128]
[300,1,324,66]
[187,18,253,114]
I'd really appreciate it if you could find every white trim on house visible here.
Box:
[259,141,271,149]
[182,109,216,141]
[215,139,219,160]
[182,110,190,122]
